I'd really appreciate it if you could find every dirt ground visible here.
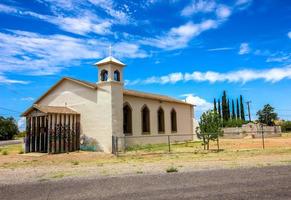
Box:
[1,134,291,184]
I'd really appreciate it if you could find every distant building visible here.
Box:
[22,56,195,153]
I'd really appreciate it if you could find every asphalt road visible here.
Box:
[1,165,291,200]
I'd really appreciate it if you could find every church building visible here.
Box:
[22,56,195,153]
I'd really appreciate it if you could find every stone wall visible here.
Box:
[222,123,281,139]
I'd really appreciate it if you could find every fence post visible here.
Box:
[167,135,171,153]
[124,136,126,153]
[116,136,119,156]
[217,133,220,151]
[261,125,265,149]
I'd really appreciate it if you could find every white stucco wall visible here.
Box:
[36,79,195,152]
[123,95,194,136]
[37,80,113,152]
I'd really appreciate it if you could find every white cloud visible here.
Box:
[113,42,148,58]
[239,43,250,55]
[49,16,112,35]
[0,3,113,36]
[235,0,252,6]
[0,30,147,76]
[181,0,216,16]
[181,94,212,112]
[20,97,35,101]
[0,75,29,85]
[140,20,218,50]
[126,65,291,85]
[216,5,231,19]
[207,47,234,51]
[288,31,291,39]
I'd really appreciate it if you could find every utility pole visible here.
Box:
[246,101,252,122]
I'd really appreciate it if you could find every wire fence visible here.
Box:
[112,130,289,156]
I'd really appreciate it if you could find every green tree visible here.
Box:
[213,98,217,113]
[0,116,19,140]
[236,98,240,119]
[196,110,223,150]
[222,91,228,121]
[256,104,278,126]
[227,99,230,120]
[231,99,236,119]
[218,99,222,119]
[240,95,245,121]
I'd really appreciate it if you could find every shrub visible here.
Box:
[72,161,79,165]
[18,150,24,154]
[2,150,8,155]
[166,166,178,173]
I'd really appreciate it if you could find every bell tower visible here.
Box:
[94,55,125,152]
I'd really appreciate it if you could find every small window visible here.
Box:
[141,105,150,134]
[101,70,108,81]
[157,107,165,133]
[171,109,177,132]
[114,70,120,81]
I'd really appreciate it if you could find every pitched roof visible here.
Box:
[34,77,97,104]
[22,104,79,116]
[94,56,125,66]
[123,89,193,106]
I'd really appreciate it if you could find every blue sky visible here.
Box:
[0,0,290,128]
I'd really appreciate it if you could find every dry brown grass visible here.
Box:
[1,134,291,184]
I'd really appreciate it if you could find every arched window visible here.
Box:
[100,70,108,81]
[171,109,177,132]
[141,105,150,134]
[157,107,165,133]
[114,70,120,81]
[123,103,132,135]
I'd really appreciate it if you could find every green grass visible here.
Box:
[0,144,22,155]
[2,150,8,155]
[125,141,203,152]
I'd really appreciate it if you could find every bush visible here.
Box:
[223,119,244,127]
[18,150,24,154]
[166,166,178,173]
[0,116,19,140]
[72,161,79,165]
[281,121,291,133]
[2,150,8,155]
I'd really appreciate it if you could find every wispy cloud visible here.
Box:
[238,42,250,55]
[20,97,35,101]
[140,20,219,50]
[288,31,291,39]
[126,65,291,85]
[0,75,29,85]
[207,47,234,52]
[0,30,147,76]
[0,3,113,36]
[181,0,216,16]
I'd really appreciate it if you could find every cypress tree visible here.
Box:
[240,95,245,121]
[227,99,230,120]
[218,99,222,119]
[222,91,228,121]
[232,99,236,119]
[213,98,217,113]
[236,98,240,119]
